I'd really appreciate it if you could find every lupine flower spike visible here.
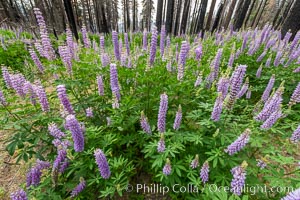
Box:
[163,158,172,175]
[200,161,209,184]
[225,129,251,155]
[94,149,111,179]
[230,161,247,196]
[190,155,199,169]
[71,178,86,197]
[157,133,166,152]
[140,111,152,134]
[173,105,182,130]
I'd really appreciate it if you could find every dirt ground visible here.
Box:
[0,130,29,200]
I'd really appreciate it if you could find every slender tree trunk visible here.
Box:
[132,0,136,31]
[156,0,164,31]
[244,0,256,27]
[272,0,285,26]
[281,0,300,40]
[276,0,294,29]
[195,0,208,33]
[63,0,79,40]
[166,0,174,34]
[233,0,251,30]
[126,0,130,32]
[180,0,190,34]
[205,0,216,31]
[211,1,224,32]
[173,0,181,35]
[224,0,237,29]
[253,0,268,28]
[251,0,263,27]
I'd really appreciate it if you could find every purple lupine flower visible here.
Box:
[257,51,267,62]
[58,46,72,74]
[237,78,249,98]
[173,105,182,130]
[34,41,46,58]
[241,32,249,51]
[149,27,158,65]
[143,28,148,51]
[257,159,267,169]
[124,33,130,56]
[260,108,282,129]
[33,8,55,60]
[290,31,300,52]
[246,88,251,99]
[212,48,223,80]
[281,188,300,200]
[94,149,111,179]
[110,63,121,100]
[10,189,28,200]
[0,89,7,105]
[57,85,74,115]
[177,41,189,81]
[101,53,110,67]
[81,25,90,48]
[65,115,85,152]
[228,52,235,68]
[26,167,42,187]
[28,48,44,73]
[274,50,282,67]
[66,27,74,58]
[226,65,247,109]
[195,44,203,60]
[256,84,284,122]
[92,39,98,52]
[290,125,300,143]
[157,134,165,152]
[261,74,275,102]
[59,160,69,173]
[190,155,199,169]
[71,178,86,197]
[140,111,151,134]
[200,161,209,184]
[194,72,203,87]
[97,75,104,96]
[119,39,123,56]
[166,36,171,49]
[211,93,224,121]
[23,81,37,105]
[160,25,166,57]
[33,81,50,112]
[112,31,120,60]
[53,149,67,169]
[217,76,230,98]
[10,74,26,97]
[86,107,93,117]
[1,66,12,88]
[120,52,127,67]
[265,39,276,50]
[36,159,51,170]
[48,123,66,139]
[163,158,172,175]
[289,82,300,106]
[157,93,168,133]
[230,163,247,196]
[112,92,119,109]
[265,56,272,67]
[256,65,262,78]
[225,129,251,155]
[100,35,105,51]
[294,67,300,73]
[175,43,179,62]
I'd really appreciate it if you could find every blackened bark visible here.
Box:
[224,0,237,29]
[180,0,191,34]
[126,0,130,31]
[211,2,224,32]
[156,0,163,31]
[166,0,174,34]
[233,0,251,30]
[195,0,208,33]
[281,0,300,41]
[244,0,256,27]
[63,0,79,40]
[133,0,136,31]
[205,0,216,30]
[173,0,181,35]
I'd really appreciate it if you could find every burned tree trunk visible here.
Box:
[281,0,300,40]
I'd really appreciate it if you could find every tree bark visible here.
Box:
[281,0,300,40]
[173,0,181,35]
[244,0,256,27]
[63,0,79,40]
[195,0,208,33]
[166,0,174,34]
[233,0,251,30]
[224,0,237,29]
[156,0,164,31]
[205,0,216,31]
[180,0,191,34]
[211,1,224,32]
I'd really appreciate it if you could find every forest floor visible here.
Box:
[0,130,29,200]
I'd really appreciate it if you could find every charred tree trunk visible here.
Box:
[156,0,164,31]
[233,0,251,30]
[244,0,256,27]
[166,0,174,34]
[195,0,208,33]
[205,0,216,31]
[126,0,130,32]
[224,0,237,29]
[173,0,182,35]
[211,2,224,32]
[253,0,268,28]
[180,0,191,34]
[281,0,300,40]
[132,0,136,31]
[272,0,285,26]
[63,0,78,40]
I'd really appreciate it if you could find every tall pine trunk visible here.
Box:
[281,0,300,41]
[166,0,174,34]
[156,0,164,31]
[205,0,216,31]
